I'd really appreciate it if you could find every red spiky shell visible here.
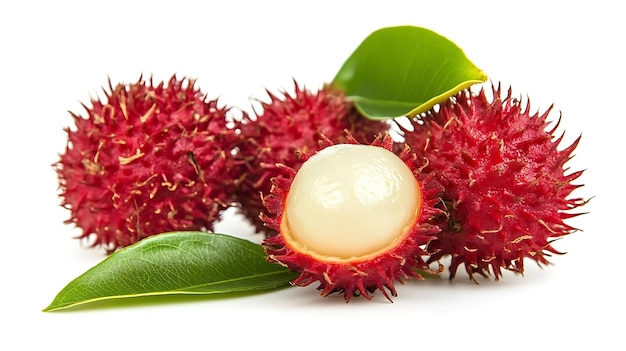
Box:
[399,84,586,281]
[55,75,243,252]
[261,133,442,301]
[234,82,389,236]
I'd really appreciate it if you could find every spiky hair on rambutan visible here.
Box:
[54,75,244,253]
[234,81,390,237]
[261,132,442,301]
[398,83,587,281]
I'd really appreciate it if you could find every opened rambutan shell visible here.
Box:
[234,82,389,236]
[261,133,442,301]
[54,75,243,252]
[399,84,587,281]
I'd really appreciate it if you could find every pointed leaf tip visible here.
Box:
[332,25,487,119]
[43,232,297,312]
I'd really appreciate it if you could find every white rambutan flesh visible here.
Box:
[283,144,420,259]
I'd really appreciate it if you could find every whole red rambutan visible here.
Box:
[234,82,389,236]
[398,84,587,281]
[261,133,442,301]
[55,75,243,252]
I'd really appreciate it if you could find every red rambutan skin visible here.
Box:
[55,75,243,252]
[261,133,442,301]
[399,84,586,281]
[234,82,390,236]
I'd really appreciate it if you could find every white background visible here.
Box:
[1,1,623,350]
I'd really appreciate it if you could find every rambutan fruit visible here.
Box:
[234,82,389,236]
[261,133,442,301]
[54,75,243,252]
[398,84,587,281]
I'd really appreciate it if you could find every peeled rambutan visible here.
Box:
[398,84,587,281]
[234,82,389,236]
[54,75,243,252]
[261,133,442,301]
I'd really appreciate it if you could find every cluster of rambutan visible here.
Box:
[56,75,586,301]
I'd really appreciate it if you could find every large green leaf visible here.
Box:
[333,25,487,119]
[43,232,297,312]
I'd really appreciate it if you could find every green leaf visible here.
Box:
[43,232,297,312]
[333,25,487,119]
